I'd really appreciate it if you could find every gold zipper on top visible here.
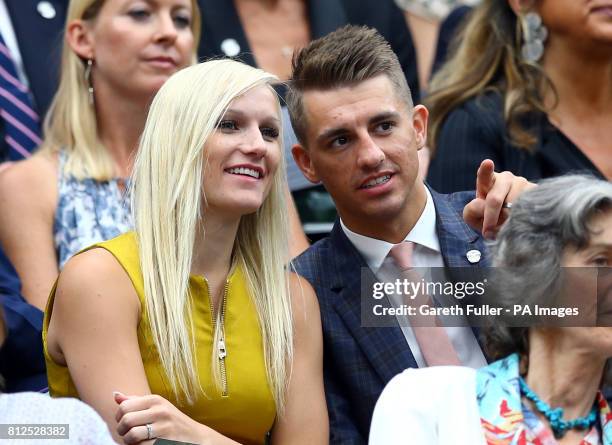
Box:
[218,281,229,397]
[205,278,230,397]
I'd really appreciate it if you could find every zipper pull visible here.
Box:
[218,338,227,359]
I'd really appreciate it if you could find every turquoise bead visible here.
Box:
[519,377,597,438]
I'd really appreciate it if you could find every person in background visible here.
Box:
[427,0,612,193]
[0,0,199,313]
[44,59,327,445]
[198,0,418,94]
[392,0,477,174]
[370,175,612,444]
[430,4,473,76]
[286,25,533,444]
[0,0,196,395]
[393,0,479,91]
[0,301,118,444]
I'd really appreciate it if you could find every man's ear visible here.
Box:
[66,19,95,60]
[291,143,321,183]
[412,104,429,151]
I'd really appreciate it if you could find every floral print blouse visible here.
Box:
[54,150,132,268]
[476,354,612,445]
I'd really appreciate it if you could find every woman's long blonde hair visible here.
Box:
[38,0,200,181]
[426,0,555,155]
[131,59,293,412]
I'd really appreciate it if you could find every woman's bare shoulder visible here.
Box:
[47,246,144,375]
[0,151,57,183]
[55,247,141,316]
[0,152,58,210]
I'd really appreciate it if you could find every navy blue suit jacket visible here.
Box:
[0,247,46,392]
[292,189,490,444]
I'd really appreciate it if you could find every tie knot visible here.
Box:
[388,241,415,271]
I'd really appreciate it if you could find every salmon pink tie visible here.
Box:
[388,241,461,366]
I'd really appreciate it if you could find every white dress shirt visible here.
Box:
[340,188,487,369]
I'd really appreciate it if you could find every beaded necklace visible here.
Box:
[519,377,598,439]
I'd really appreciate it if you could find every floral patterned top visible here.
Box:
[53,150,132,268]
[476,353,612,445]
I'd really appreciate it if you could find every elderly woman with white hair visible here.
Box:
[42,59,327,445]
[370,175,612,445]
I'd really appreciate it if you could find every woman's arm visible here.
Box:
[114,272,328,445]
[270,272,328,444]
[0,155,58,310]
[55,249,239,445]
[47,248,151,443]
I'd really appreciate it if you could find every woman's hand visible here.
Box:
[114,392,209,445]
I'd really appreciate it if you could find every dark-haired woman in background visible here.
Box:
[426,0,612,193]
[370,175,612,444]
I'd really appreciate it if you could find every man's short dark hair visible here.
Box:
[286,25,413,145]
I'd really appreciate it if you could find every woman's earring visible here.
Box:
[84,58,94,105]
[521,11,548,63]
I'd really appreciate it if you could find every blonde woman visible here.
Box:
[43,59,327,445]
[0,0,199,311]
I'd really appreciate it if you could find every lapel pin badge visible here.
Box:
[37,1,57,19]
[466,249,481,264]
[220,39,240,57]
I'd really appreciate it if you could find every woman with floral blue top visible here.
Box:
[370,175,612,445]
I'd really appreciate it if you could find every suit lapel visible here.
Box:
[327,223,418,383]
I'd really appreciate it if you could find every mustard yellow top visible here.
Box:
[43,232,276,445]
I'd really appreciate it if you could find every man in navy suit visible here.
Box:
[286,25,531,443]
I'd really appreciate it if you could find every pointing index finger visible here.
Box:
[476,159,495,199]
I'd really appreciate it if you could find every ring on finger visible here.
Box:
[146,423,154,440]
[502,202,513,209]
